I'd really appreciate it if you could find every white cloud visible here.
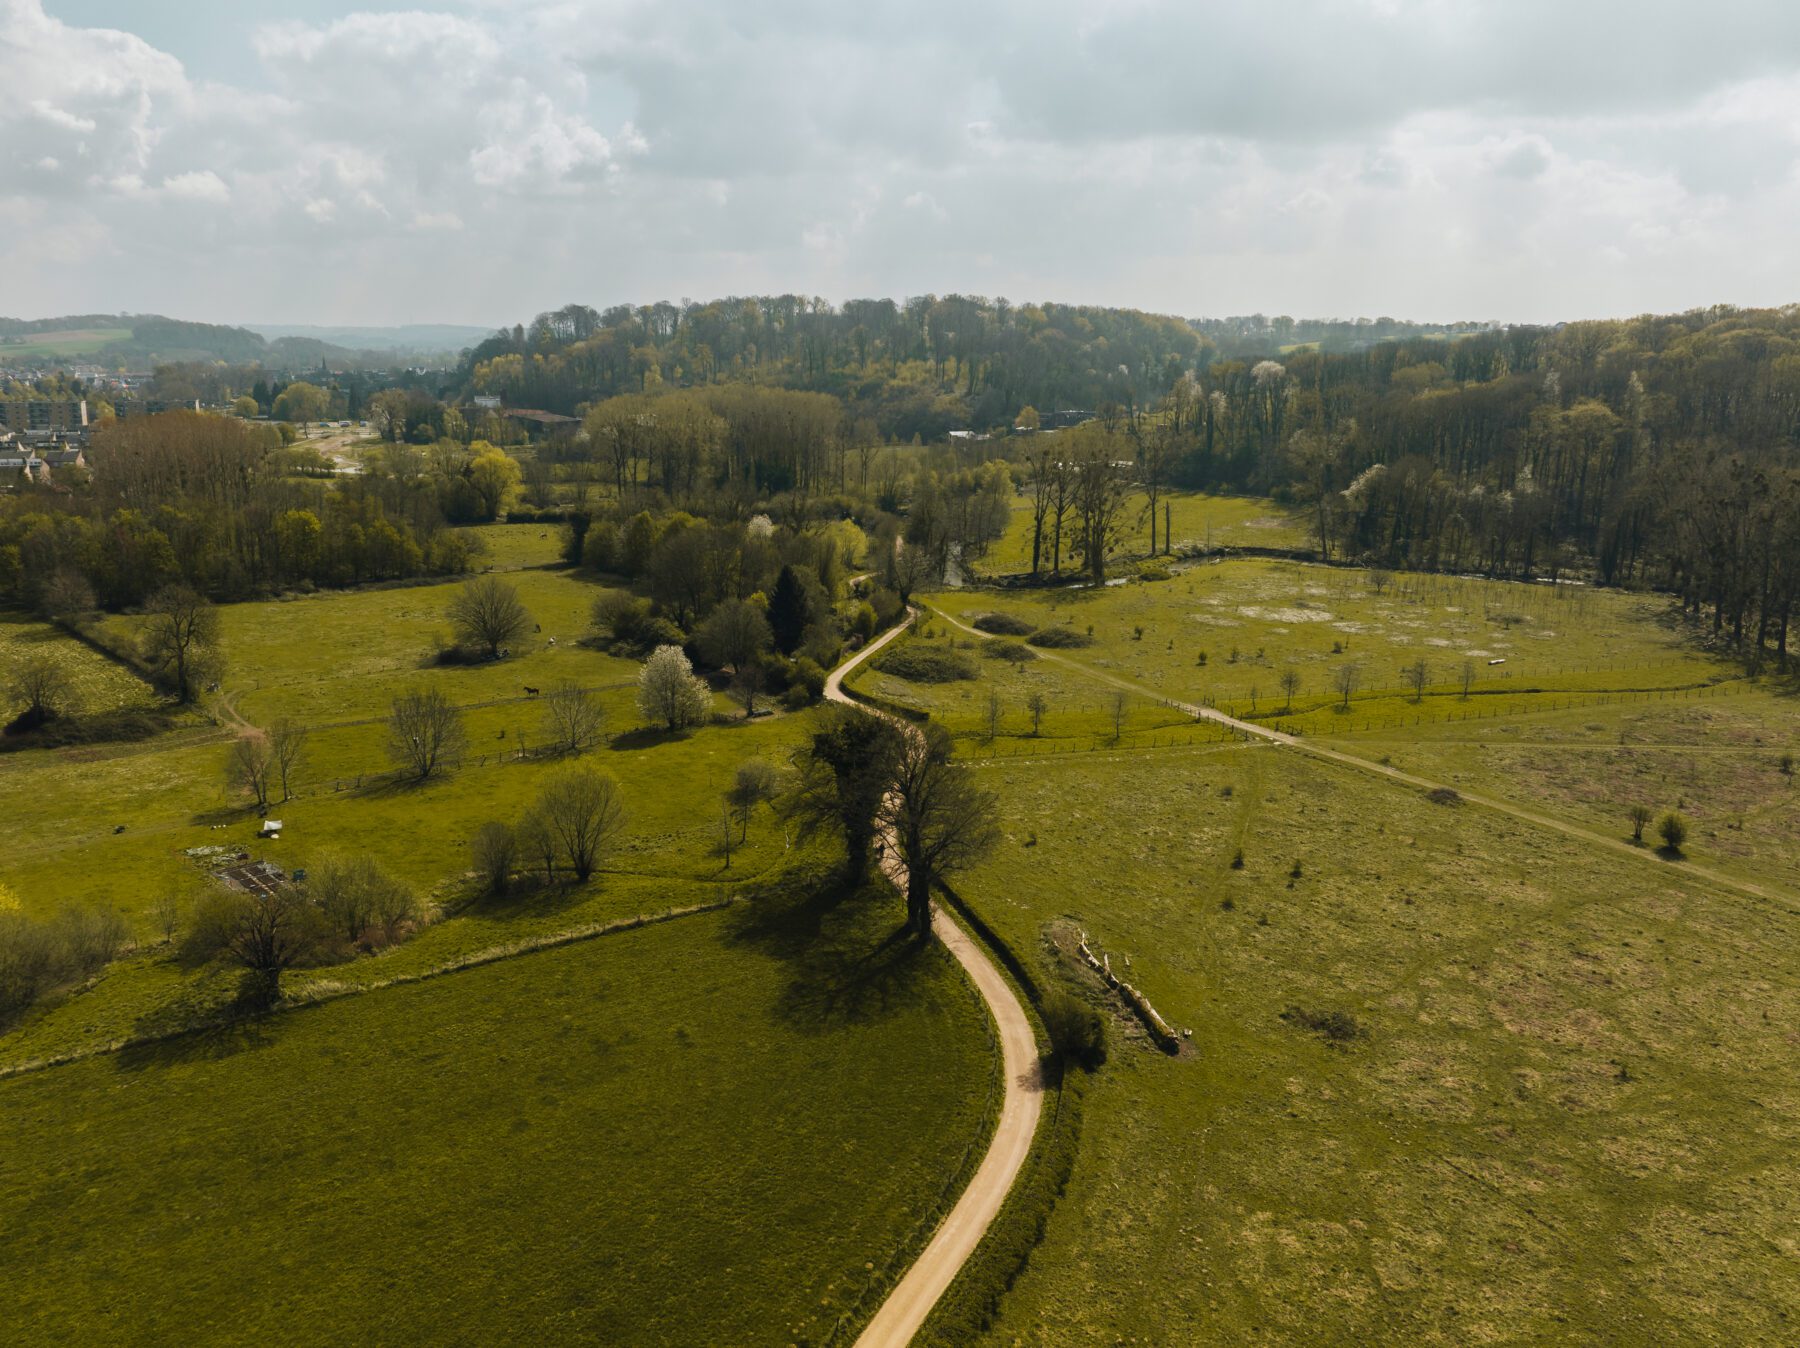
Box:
[3,0,1800,323]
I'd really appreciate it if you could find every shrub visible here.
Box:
[472,821,518,896]
[982,639,1036,662]
[1136,564,1173,582]
[1026,627,1094,649]
[0,901,129,1019]
[1657,811,1689,853]
[874,643,978,683]
[1041,988,1107,1070]
[789,657,827,704]
[972,612,1033,636]
[1280,1005,1366,1044]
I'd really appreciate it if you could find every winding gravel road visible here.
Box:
[825,613,1045,1348]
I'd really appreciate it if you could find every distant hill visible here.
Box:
[0,314,484,370]
[247,324,497,355]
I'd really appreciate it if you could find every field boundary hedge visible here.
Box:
[0,896,741,1082]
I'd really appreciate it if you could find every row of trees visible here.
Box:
[0,412,477,609]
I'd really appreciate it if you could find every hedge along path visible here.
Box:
[825,612,1046,1348]
[933,602,1798,910]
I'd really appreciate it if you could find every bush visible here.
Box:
[982,639,1036,662]
[0,901,128,1019]
[472,821,517,896]
[789,657,827,704]
[873,643,978,683]
[1280,1005,1366,1045]
[1135,564,1174,582]
[869,587,904,630]
[972,611,1033,636]
[1026,627,1094,649]
[1041,988,1107,1070]
[1658,811,1689,853]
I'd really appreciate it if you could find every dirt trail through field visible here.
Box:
[934,605,1795,908]
[826,613,1045,1348]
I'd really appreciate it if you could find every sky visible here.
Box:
[6,0,1800,328]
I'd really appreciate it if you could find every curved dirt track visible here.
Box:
[935,604,1793,908]
[825,613,1045,1348]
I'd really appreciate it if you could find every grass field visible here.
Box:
[975,490,1309,577]
[0,882,996,1345]
[0,610,163,721]
[932,559,1732,736]
[947,740,1800,1345]
[0,327,132,359]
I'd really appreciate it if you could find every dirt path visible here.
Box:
[934,605,1796,908]
[827,615,1045,1348]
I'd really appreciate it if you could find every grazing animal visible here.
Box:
[547,637,557,647]
[524,686,540,697]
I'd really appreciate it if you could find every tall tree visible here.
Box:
[878,724,1001,941]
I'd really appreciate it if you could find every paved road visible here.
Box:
[826,614,1046,1348]
[935,604,1794,908]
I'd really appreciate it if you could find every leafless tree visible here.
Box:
[226,733,275,811]
[447,575,531,660]
[1459,659,1477,699]
[1628,803,1652,843]
[542,682,606,754]
[8,652,64,727]
[1109,690,1128,743]
[984,689,1004,742]
[149,886,184,945]
[1403,658,1429,703]
[471,821,517,895]
[879,724,1001,941]
[1279,668,1301,711]
[143,584,221,702]
[535,766,627,881]
[387,687,466,781]
[268,717,308,802]
[1332,663,1362,710]
[223,884,319,1003]
[726,759,779,841]
[1026,691,1048,736]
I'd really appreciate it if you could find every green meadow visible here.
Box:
[0,887,996,1345]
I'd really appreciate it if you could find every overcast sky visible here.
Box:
[6,0,1800,328]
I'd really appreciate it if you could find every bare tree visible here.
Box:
[1628,803,1652,843]
[1026,690,1048,736]
[143,584,221,702]
[517,808,559,884]
[8,653,65,729]
[535,766,627,881]
[471,821,517,895]
[387,687,467,781]
[542,682,606,754]
[729,662,766,717]
[1109,690,1128,743]
[447,576,531,660]
[1071,437,1131,583]
[1369,570,1392,596]
[1332,663,1362,710]
[637,645,711,730]
[984,689,1004,742]
[268,717,308,802]
[1459,659,1477,699]
[1279,668,1301,711]
[149,886,184,945]
[226,733,275,811]
[1403,658,1429,703]
[726,759,779,841]
[879,724,1001,941]
[223,884,319,1004]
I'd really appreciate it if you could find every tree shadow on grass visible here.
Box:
[722,864,930,1033]
[608,726,689,752]
[115,974,280,1074]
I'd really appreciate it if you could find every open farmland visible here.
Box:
[0,889,996,1345]
[0,327,132,359]
[945,738,1800,1345]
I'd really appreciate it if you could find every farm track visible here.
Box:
[933,605,1799,909]
[826,614,1045,1348]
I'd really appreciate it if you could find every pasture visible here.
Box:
[948,740,1800,1345]
[0,327,132,359]
[0,886,996,1345]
